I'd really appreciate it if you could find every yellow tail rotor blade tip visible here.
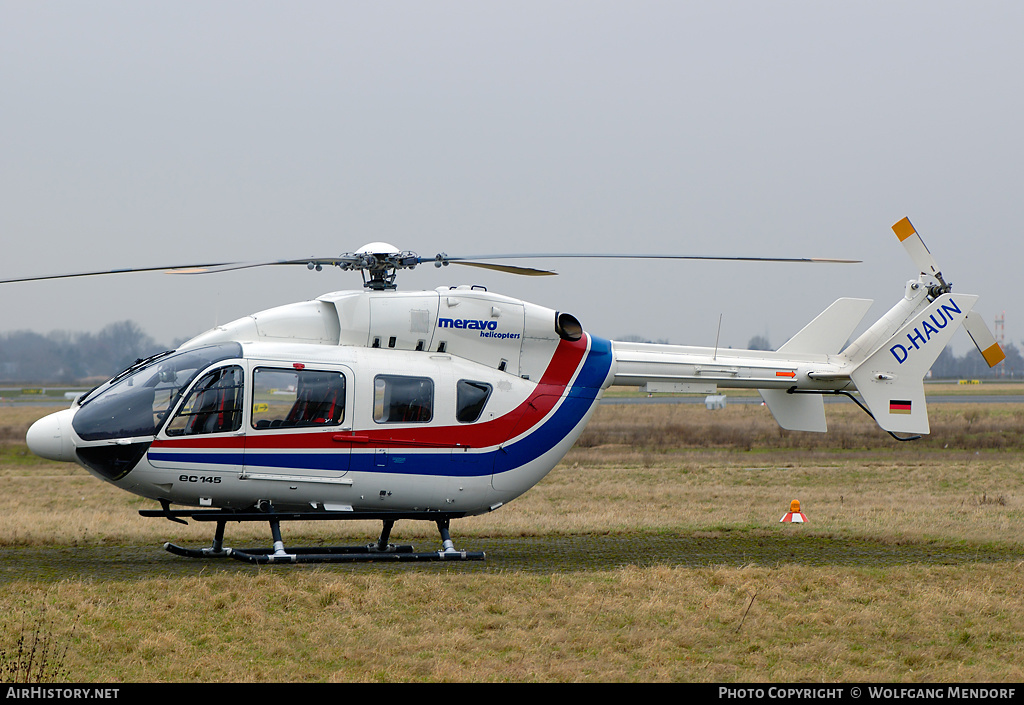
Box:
[892,217,917,242]
[981,343,1006,368]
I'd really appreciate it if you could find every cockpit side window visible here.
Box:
[165,366,245,436]
[456,380,492,423]
[71,343,242,441]
[373,375,433,423]
[251,367,346,429]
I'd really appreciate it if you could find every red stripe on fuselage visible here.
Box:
[151,335,592,452]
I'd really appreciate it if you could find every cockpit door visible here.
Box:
[147,364,247,476]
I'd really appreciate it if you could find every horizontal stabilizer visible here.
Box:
[850,293,978,434]
[758,298,873,432]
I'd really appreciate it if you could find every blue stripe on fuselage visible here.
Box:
[492,335,611,474]
[147,336,614,478]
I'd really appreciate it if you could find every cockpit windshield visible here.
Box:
[72,343,243,441]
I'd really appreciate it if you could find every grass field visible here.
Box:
[0,400,1022,682]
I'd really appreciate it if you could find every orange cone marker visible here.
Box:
[780,499,807,523]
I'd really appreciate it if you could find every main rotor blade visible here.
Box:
[0,263,237,284]
[448,261,557,276]
[439,253,861,265]
[164,257,363,274]
[1,248,858,285]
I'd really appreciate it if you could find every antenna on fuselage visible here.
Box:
[713,314,723,361]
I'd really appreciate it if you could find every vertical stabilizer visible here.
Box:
[777,298,874,355]
[850,293,977,434]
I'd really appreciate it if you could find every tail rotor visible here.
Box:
[892,217,1005,368]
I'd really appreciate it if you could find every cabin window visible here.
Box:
[373,375,433,423]
[456,380,492,423]
[250,368,346,429]
[165,365,245,436]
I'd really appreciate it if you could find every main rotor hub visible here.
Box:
[338,242,421,290]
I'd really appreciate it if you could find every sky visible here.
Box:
[2,1,1021,355]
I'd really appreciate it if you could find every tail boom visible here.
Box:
[609,291,980,436]
[611,217,997,438]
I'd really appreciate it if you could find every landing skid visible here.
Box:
[140,506,486,564]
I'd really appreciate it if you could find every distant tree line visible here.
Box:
[616,334,672,345]
[0,321,168,384]
[929,343,1024,380]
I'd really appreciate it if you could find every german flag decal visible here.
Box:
[889,399,913,415]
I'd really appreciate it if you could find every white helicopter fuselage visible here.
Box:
[15,220,1004,561]
[27,273,983,522]
[30,286,617,518]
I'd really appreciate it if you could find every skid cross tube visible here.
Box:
[142,506,486,563]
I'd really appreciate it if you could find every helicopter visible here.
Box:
[8,218,1005,564]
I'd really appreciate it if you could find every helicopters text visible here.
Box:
[14,219,1004,563]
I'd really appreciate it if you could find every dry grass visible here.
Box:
[1,403,1023,682]
[577,400,1024,451]
[6,564,1023,682]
